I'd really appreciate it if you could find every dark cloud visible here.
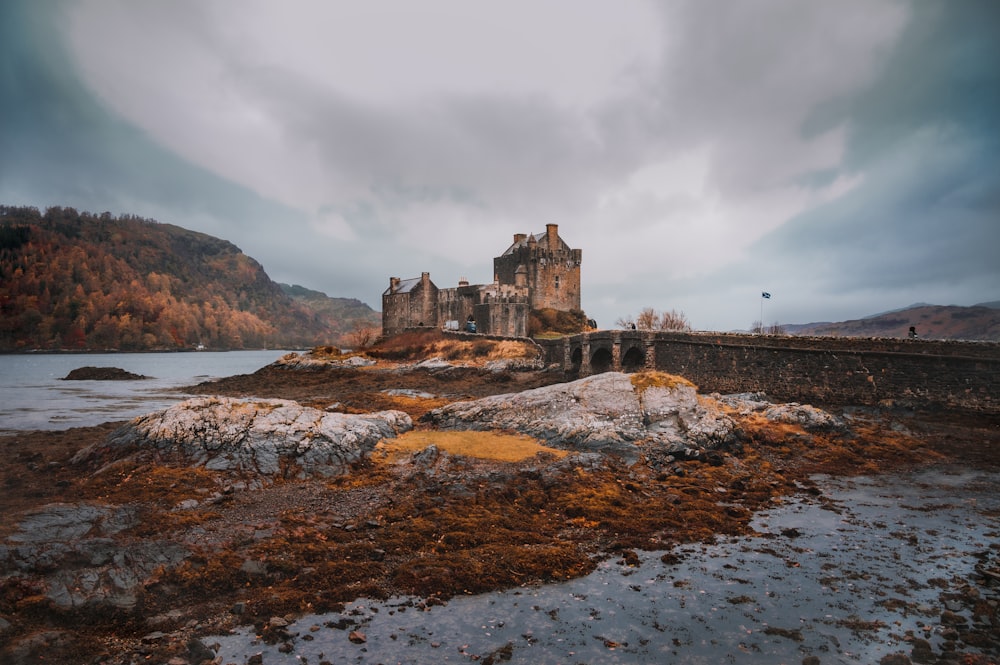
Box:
[2,1,996,329]
[738,2,1000,314]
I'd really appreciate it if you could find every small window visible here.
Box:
[555,276,560,289]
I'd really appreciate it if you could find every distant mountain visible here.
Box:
[279,283,381,342]
[784,303,1000,341]
[0,205,377,351]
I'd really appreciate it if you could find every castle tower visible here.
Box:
[494,224,581,312]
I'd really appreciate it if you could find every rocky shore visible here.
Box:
[1,335,997,664]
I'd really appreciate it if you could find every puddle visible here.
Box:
[211,466,999,664]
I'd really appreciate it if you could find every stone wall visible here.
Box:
[537,332,1000,414]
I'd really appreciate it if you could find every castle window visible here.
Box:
[555,275,560,289]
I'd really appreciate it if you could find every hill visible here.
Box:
[0,205,376,351]
[279,283,381,344]
[784,303,1000,341]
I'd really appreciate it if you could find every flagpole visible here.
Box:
[759,291,771,333]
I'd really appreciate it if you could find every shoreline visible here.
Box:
[1,356,998,664]
[209,464,1000,664]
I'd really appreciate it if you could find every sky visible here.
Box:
[1,1,998,332]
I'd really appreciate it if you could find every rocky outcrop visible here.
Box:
[422,372,741,462]
[72,396,412,479]
[0,503,188,610]
[62,366,149,380]
[273,352,376,369]
[714,392,845,430]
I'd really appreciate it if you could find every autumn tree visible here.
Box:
[616,307,691,331]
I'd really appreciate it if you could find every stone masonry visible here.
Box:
[382,224,581,337]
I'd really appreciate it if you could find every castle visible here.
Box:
[382,224,582,337]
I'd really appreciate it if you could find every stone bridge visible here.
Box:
[540,330,655,376]
[536,331,1000,414]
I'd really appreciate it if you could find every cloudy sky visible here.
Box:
[2,1,998,331]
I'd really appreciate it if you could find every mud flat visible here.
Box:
[210,464,1000,664]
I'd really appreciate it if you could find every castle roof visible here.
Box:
[501,230,569,256]
[382,276,427,296]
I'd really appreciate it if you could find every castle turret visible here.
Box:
[515,264,528,288]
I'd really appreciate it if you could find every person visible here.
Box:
[908,326,918,339]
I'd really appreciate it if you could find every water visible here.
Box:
[0,350,290,433]
[211,466,999,664]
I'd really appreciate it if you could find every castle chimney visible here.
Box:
[390,276,400,293]
[458,276,469,287]
[546,223,558,247]
[514,233,526,244]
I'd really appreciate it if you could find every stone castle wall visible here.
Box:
[537,331,1000,414]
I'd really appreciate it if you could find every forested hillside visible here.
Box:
[0,206,371,350]
[279,283,381,343]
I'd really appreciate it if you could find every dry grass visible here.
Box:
[630,371,697,393]
[369,330,538,365]
[374,430,568,463]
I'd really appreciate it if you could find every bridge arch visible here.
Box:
[590,347,613,374]
[621,345,645,372]
[569,346,583,376]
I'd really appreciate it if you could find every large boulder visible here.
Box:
[72,396,412,479]
[422,372,740,461]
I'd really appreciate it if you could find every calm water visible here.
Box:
[0,350,290,433]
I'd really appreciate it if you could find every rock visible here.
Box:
[714,392,772,412]
[2,503,189,610]
[273,352,376,369]
[348,629,367,643]
[241,560,268,576]
[761,403,844,430]
[62,366,150,380]
[72,397,412,480]
[483,358,545,372]
[412,357,458,370]
[423,372,740,460]
[6,503,138,544]
[910,638,935,663]
[940,609,966,625]
[0,630,78,665]
[383,388,437,399]
[879,654,912,665]
[146,609,185,629]
[716,393,842,430]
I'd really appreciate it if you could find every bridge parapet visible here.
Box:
[535,331,1000,413]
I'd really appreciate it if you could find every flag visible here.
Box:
[761,292,771,299]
